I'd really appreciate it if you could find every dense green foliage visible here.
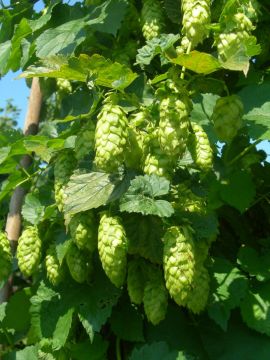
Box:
[0,0,270,359]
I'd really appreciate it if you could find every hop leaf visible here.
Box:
[163,225,196,306]
[98,212,128,287]
[66,243,92,283]
[0,232,12,282]
[69,211,97,252]
[94,103,128,172]
[211,95,244,142]
[158,93,191,158]
[143,266,168,325]
[17,226,42,277]
[141,0,165,41]
[188,122,213,170]
[45,245,62,286]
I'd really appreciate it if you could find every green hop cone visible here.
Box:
[98,212,128,288]
[163,225,196,306]
[74,120,96,160]
[0,232,12,281]
[216,31,250,64]
[17,226,42,277]
[127,258,146,305]
[94,103,128,172]
[181,0,211,47]
[143,266,168,325]
[125,127,147,170]
[56,78,72,94]
[158,93,191,158]
[189,122,213,171]
[171,183,206,214]
[211,95,244,142]
[143,132,173,179]
[45,245,62,286]
[54,150,77,211]
[141,0,165,40]
[66,243,92,283]
[69,211,97,252]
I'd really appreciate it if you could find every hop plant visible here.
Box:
[127,258,146,305]
[94,103,128,172]
[125,127,147,170]
[74,121,95,160]
[17,226,42,277]
[66,243,91,283]
[158,93,191,158]
[216,31,250,63]
[98,212,128,288]
[54,150,77,211]
[186,265,210,314]
[56,78,72,94]
[143,132,173,179]
[143,266,168,325]
[141,0,165,40]
[45,245,62,286]
[69,211,97,252]
[163,225,196,306]
[211,95,244,142]
[189,122,213,170]
[181,0,211,47]
[171,183,206,214]
[0,232,12,281]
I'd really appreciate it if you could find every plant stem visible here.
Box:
[180,41,192,80]
[116,337,121,360]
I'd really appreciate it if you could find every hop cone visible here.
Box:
[66,243,91,283]
[171,183,206,214]
[143,132,173,179]
[141,0,165,40]
[17,226,42,277]
[94,103,128,172]
[0,232,12,281]
[98,212,128,288]
[216,31,250,64]
[54,150,77,211]
[127,258,146,305]
[181,0,211,47]
[211,95,244,142]
[163,225,196,306]
[125,127,147,170]
[189,122,213,170]
[186,265,210,314]
[143,266,168,325]
[74,120,95,160]
[69,211,97,252]
[158,93,191,158]
[45,245,62,286]
[56,78,72,94]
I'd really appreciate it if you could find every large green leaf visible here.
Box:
[171,51,221,74]
[21,193,45,225]
[3,346,38,360]
[238,246,270,282]
[120,175,174,218]
[241,282,270,336]
[20,54,138,89]
[64,172,127,216]
[208,258,248,331]
[238,82,270,140]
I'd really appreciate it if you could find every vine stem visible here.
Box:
[226,139,261,166]
[180,41,192,80]
[0,78,42,358]
[116,337,122,360]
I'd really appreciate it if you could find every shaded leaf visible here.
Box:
[136,34,180,66]
[70,336,108,360]
[3,346,38,360]
[130,341,178,360]
[238,246,270,282]
[241,282,270,336]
